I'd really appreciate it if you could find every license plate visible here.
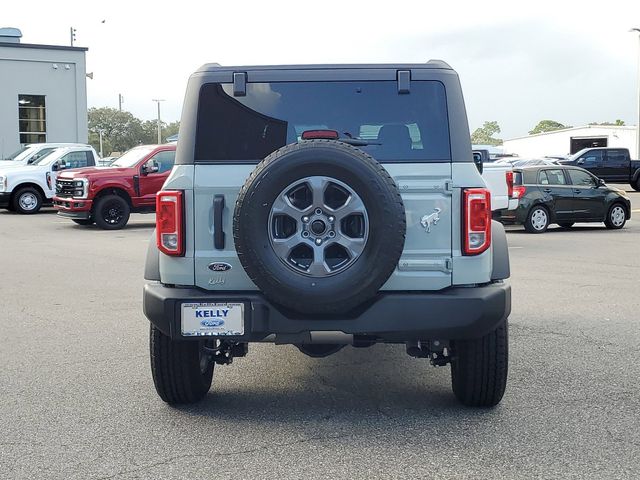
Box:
[181,302,244,336]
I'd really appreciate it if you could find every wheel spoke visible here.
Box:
[271,236,302,258]
[332,195,366,220]
[307,245,329,276]
[333,234,366,258]
[307,176,328,209]
[272,195,306,220]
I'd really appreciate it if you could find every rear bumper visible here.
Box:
[0,192,10,208]
[143,281,511,343]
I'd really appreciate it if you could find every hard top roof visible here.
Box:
[195,60,452,74]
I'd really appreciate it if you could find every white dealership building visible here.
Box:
[0,27,88,159]
[503,125,638,159]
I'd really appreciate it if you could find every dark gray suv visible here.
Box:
[143,62,511,407]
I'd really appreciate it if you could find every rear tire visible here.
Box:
[632,179,640,192]
[451,319,508,407]
[149,324,214,404]
[558,222,574,229]
[524,206,549,233]
[604,203,626,229]
[12,187,43,214]
[72,219,94,226]
[94,194,130,230]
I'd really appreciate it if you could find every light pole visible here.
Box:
[631,28,640,159]
[98,129,104,157]
[152,99,165,144]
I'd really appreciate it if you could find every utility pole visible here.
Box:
[98,129,104,157]
[118,94,123,112]
[631,28,640,159]
[70,27,76,46]
[152,99,165,144]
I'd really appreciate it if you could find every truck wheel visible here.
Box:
[524,206,549,233]
[632,179,640,192]
[12,187,43,214]
[604,203,626,229]
[94,194,130,229]
[72,219,94,226]
[149,324,214,404]
[234,140,406,315]
[451,319,508,407]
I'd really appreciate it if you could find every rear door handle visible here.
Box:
[213,195,225,249]
[573,189,581,194]
[543,188,552,193]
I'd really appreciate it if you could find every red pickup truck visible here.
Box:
[53,144,176,229]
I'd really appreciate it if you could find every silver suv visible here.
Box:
[143,62,511,407]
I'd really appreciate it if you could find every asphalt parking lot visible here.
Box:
[1,189,639,479]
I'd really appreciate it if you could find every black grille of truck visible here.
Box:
[56,179,76,198]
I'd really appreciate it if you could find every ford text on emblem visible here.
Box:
[200,319,225,327]
[208,262,232,272]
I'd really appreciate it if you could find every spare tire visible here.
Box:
[233,140,406,315]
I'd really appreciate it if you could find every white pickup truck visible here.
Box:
[0,145,98,213]
[482,162,519,212]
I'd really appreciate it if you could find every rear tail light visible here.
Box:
[463,188,491,255]
[512,185,526,199]
[156,190,184,256]
[505,171,514,198]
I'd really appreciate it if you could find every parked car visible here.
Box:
[0,146,98,213]
[0,143,91,167]
[558,147,640,190]
[53,144,176,229]
[143,62,511,407]
[497,165,630,233]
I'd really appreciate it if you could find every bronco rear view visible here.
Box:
[143,62,511,407]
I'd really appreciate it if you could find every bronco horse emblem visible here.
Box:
[420,208,442,233]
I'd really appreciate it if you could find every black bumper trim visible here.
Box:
[0,192,11,208]
[56,210,91,220]
[143,282,511,342]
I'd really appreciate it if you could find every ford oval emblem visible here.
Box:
[201,319,224,327]
[208,262,232,272]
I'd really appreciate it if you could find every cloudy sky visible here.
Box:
[3,0,640,138]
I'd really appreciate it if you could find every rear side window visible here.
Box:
[539,169,567,185]
[606,149,626,163]
[195,81,451,163]
[513,172,523,185]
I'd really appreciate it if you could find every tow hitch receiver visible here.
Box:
[406,340,451,366]
[203,341,248,365]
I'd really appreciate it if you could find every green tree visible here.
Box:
[471,121,503,146]
[589,120,625,126]
[88,107,145,154]
[528,120,569,135]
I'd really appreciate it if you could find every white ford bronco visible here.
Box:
[143,62,511,407]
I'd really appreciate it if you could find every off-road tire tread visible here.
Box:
[451,320,508,407]
[234,140,405,314]
[94,194,130,230]
[149,325,213,404]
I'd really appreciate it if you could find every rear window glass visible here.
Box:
[195,81,451,163]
